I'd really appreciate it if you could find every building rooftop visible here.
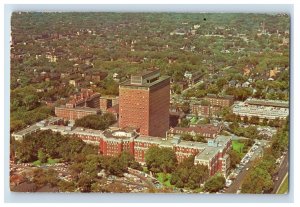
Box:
[245,98,289,108]
[195,135,231,161]
[41,125,104,138]
[206,94,234,100]
[120,75,170,89]
[170,124,221,136]
[195,147,220,161]
[66,89,100,106]
[55,105,100,112]
[102,128,137,140]
[135,135,164,144]
[233,101,289,119]
[12,125,40,137]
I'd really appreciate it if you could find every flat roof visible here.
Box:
[55,105,100,112]
[41,125,104,137]
[120,76,170,89]
[133,69,159,77]
[135,135,163,144]
[12,125,40,137]
[233,102,289,118]
[195,147,220,160]
[245,98,289,108]
[195,135,231,160]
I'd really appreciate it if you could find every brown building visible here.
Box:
[66,89,100,108]
[204,94,234,108]
[84,70,108,82]
[55,106,100,120]
[119,70,170,137]
[100,95,119,112]
[55,89,101,120]
[191,104,221,117]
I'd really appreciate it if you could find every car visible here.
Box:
[226,180,233,187]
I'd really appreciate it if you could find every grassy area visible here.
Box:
[32,158,60,166]
[143,166,149,174]
[277,175,288,194]
[232,140,245,154]
[193,187,205,193]
[156,173,173,187]
[32,160,42,166]
[190,117,198,124]
[47,158,60,165]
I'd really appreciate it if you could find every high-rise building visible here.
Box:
[119,70,170,137]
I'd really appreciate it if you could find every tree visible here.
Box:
[32,168,59,188]
[58,180,77,192]
[216,77,227,89]
[145,146,177,174]
[241,166,274,194]
[75,113,116,130]
[194,135,207,143]
[119,151,142,171]
[37,149,48,163]
[77,174,93,192]
[181,133,193,141]
[170,156,209,189]
[228,150,241,169]
[204,174,226,193]
[249,116,260,125]
[172,83,182,94]
[178,118,189,127]
[104,156,128,176]
[23,94,39,110]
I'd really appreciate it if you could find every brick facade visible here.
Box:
[55,106,100,120]
[204,94,234,108]
[119,70,170,137]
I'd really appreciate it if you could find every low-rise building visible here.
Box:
[55,106,100,120]
[166,124,222,139]
[13,120,232,177]
[55,89,101,120]
[11,117,63,141]
[191,104,221,117]
[204,94,234,108]
[100,95,119,112]
[232,98,289,121]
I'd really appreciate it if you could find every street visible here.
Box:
[272,154,289,194]
[224,143,264,194]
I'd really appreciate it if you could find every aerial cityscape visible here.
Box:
[10,12,289,194]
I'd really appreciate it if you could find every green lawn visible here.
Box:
[32,158,60,166]
[156,173,173,187]
[232,140,245,154]
[190,117,198,124]
[277,175,288,194]
[143,166,149,173]
[32,160,42,166]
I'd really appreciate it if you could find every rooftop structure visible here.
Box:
[12,117,63,141]
[11,125,40,141]
[167,124,222,139]
[233,100,289,120]
[245,98,289,108]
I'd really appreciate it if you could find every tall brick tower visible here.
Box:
[119,70,170,137]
